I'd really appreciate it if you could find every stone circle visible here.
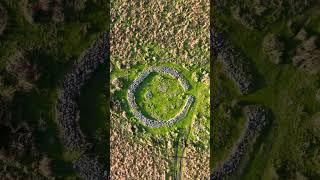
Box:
[128,66,194,128]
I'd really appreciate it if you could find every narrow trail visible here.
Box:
[175,86,209,179]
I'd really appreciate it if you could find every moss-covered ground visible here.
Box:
[0,0,108,178]
[111,61,209,137]
[212,3,320,179]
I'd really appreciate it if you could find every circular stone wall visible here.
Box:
[128,67,194,128]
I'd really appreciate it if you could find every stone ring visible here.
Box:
[127,66,194,128]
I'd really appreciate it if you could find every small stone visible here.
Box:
[145,91,152,99]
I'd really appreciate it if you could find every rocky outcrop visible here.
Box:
[211,29,256,95]
[212,105,270,179]
[56,32,108,179]
[128,67,193,128]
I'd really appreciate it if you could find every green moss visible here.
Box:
[212,5,320,178]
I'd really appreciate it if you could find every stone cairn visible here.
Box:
[211,29,256,95]
[128,67,194,128]
[56,33,109,179]
[211,106,270,179]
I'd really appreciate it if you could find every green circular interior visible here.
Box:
[135,72,186,121]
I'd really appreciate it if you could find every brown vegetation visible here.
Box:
[0,3,8,36]
[263,33,284,64]
[293,35,320,74]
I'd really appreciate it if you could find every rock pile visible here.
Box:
[212,105,270,179]
[56,32,108,179]
[211,29,256,95]
[128,67,193,128]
